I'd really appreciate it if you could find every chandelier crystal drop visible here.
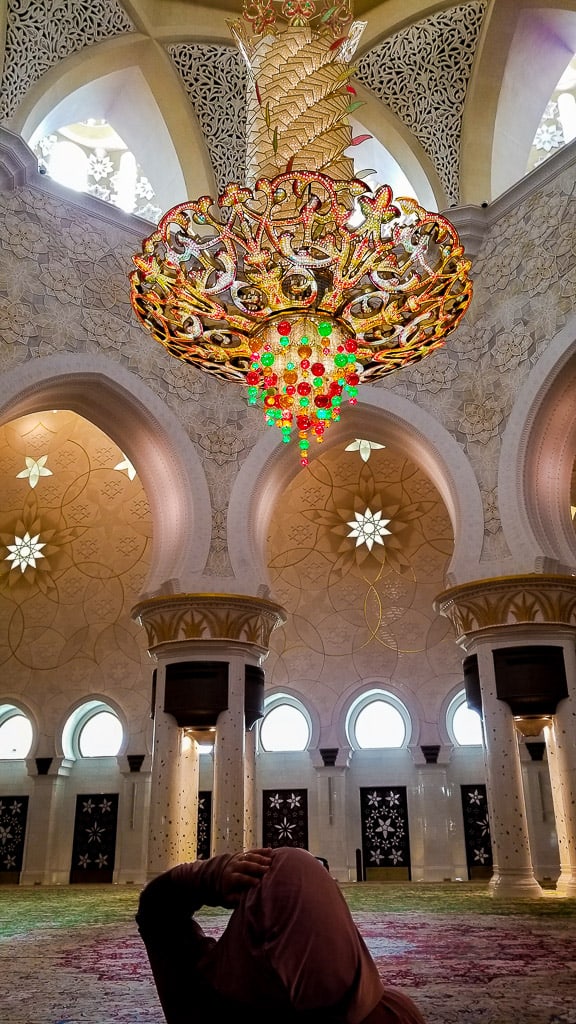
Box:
[130,1,473,466]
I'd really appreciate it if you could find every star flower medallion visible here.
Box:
[346,508,391,551]
[5,532,46,573]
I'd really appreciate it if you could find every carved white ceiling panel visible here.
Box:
[0,0,135,124]
[355,2,487,205]
[166,43,247,192]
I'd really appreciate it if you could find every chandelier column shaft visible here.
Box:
[241,26,357,185]
[211,650,252,854]
[545,636,576,897]
[146,661,200,878]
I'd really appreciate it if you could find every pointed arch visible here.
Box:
[499,311,576,573]
[0,354,211,594]
[228,387,485,592]
[463,3,576,202]
[14,36,214,206]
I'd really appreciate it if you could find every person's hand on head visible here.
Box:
[221,847,273,906]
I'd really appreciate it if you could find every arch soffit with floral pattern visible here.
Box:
[227,389,486,593]
[0,354,212,595]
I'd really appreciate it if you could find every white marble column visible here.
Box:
[244,725,257,850]
[114,758,151,885]
[475,641,542,899]
[411,763,454,881]
[553,639,576,896]
[434,575,576,899]
[445,778,471,882]
[132,593,285,873]
[180,734,200,861]
[146,663,200,878]
[310,766,349,879]
[544,636,576,895]
[520,747,559,884]
[212,653,247,853]
[21,760,70,884]
[21,757,87,884]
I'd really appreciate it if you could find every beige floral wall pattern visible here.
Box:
[0,410,152,746]
[266,441,462,725]
[0,0,135,124]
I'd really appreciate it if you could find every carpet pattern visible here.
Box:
[2,884,576,1024]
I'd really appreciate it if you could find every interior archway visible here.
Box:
[0,355,212,594]
[15,39,213,208]
[228,390,485,593]
[499,313,576,573]
[491,7,576,199]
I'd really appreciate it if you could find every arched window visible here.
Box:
[259,695,311,752]
[446,690,483,746]
[346,690,411,749]
[78,711,123,757]
[45,138,89,191]
[62,700,123,759]
[527,53,576,173]
[31,120,161,221]
[0,705,33,759]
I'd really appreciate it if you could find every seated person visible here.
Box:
[137,845,426,1024]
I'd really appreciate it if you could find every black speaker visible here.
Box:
[164,661,229,727]
[245,664,265,729]
[463,654,482,714]
[493,646,568,716]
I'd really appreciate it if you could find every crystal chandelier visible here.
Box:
[130,0,473,466]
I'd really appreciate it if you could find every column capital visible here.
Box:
[434,574,576,645]
[132,592,286,656]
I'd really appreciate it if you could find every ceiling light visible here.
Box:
[130,1,472,465]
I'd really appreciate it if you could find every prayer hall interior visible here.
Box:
[2,0,576,926]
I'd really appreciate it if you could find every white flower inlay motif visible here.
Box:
[114,454,137,480]
[88,151,114,182]
[345,438,385,462]
[274,817,296,840]
[16,455,52,489]
[0,826,13,844]
[346,508,391,551]
[375,817,395,839]
[5,532,46,572]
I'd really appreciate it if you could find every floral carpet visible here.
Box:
[2,883,576,1024]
